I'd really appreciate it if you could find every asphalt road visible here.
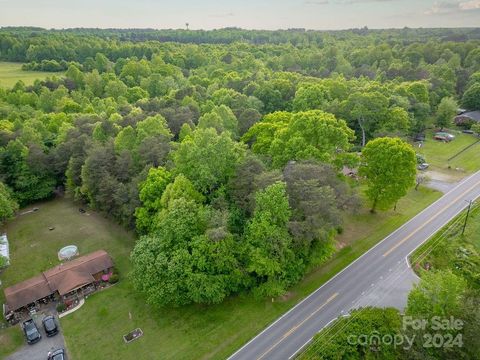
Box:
[228,170,480,360]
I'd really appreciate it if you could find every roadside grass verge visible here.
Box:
[0,325,23,358]
[0,187,441,360]
[0,62,62,88]
[410,201,480,287]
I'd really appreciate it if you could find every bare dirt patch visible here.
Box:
[277,291,296,302]
[425,170,460,183]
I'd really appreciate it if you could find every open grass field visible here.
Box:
[0,62,62,88]
[0,186,441,359]
[415,129,480,178]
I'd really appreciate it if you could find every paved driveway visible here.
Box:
[6,313,66,360]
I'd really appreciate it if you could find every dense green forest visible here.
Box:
[1,27,480,306]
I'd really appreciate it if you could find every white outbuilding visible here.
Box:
[0,233,10,267]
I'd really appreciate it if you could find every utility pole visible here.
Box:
[462,200,473,235]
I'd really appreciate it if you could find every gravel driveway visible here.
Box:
[6,313,66,360]
[425,170,460,193]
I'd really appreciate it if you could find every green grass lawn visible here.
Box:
[0,186,441,360]
[0,62,62,88]
[0,198,135,295]
[0,325,23,359]
[410,202,480,287]
[415,129,480,177]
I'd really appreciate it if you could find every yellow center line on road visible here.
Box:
[383,178,480,257]
[256,293,339,360]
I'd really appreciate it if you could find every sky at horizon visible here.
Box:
[0,0,479,31]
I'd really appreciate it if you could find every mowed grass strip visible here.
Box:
[415,129,480,175]
[0,325,24,359]
[0,62,62,88]
[0,186,441,360]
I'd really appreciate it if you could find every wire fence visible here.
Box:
[447,138,480,162]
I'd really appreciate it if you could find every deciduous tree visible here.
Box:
[245,182,303,298]
[436,97,457,130]
[135,167,172,234]
[360,137,416,212]
[462,83,480,110]
[0,181,18,223]
[243,110,354,168]
[172,128,245,195]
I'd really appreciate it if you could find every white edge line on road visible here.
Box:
[288,314,351,360]
[227,171,480,360]
[404,194,480,273]
[287,337,313,360]
[404,206,464,270]
[291,195,479,360]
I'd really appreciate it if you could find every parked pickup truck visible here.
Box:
[433,132,455,142]
[22,318,42,344]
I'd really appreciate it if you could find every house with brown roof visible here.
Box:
[3,250,113,313]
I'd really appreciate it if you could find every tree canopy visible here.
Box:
[360,137,417,212]
[0,182,18,223]
[243,110,354,168]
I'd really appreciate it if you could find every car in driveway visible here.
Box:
[433,132,455,142]
[48,349,66,360]
[413,133,426,142]
[417,163,429,170]
[22,319,41,344]
[42,315,59,337]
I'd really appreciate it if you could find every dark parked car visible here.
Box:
[48,349,66,360]
[413,133,426,142]
[42,315,59,337]
[22,319,41,344]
